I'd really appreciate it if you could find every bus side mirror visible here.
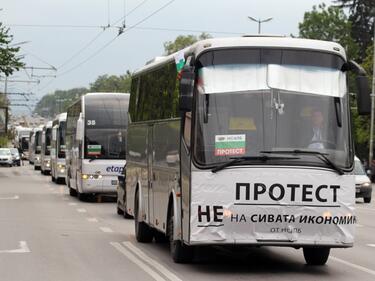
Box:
[345,60,371,115]
[76,115,84,141]
[179,66,195,112]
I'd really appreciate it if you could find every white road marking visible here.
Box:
[87,218,98,222]
[0,195,19,200]
[0,241,31,254]
[123,242,182,281]
[331,256,375,277]
[356,224,364,228]
[68,202,77,206]
[77,208,87,213]
[367,244,375,248]
[100,227,113,233]
[110,242,166,281]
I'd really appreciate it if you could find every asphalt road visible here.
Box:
[0,165,374,281]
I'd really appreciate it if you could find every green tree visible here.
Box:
[90,71,132,93]
[163,32,212,55]
[334,0,375,61]
[0,22,24,77]
[299,3,359,59]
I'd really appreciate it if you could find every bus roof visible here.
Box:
[134,36,347,76]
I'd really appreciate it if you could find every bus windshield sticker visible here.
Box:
[229,117,257,131]
[215,134,246,156]
[87,145,101,156]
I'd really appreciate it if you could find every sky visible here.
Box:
[0,0,332,115]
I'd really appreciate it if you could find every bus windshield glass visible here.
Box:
[194,48,351,169]
[45,128,52,155]
[58,122,66,158]
[84,95,128,160]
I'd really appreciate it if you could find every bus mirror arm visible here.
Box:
[179,66,195,112]
[343,60,371,115]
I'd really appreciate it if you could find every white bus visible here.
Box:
[65,93,130,201]
[51,113,67,184]
[40,121,53,175]
[125,36,370,264]
[33,126,43,170]
[28,129,36,164]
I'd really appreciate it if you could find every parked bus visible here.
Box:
[33,126,43,170]
[65,92,130,201]
[125,36,370,264]
[51,113,67,184]
[40,121,53,175]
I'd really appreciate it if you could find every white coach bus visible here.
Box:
[125,36,370,264]
[65,93,129,201]
[33,126,43,170]
[40,121,53,175]
[51,113,67,184]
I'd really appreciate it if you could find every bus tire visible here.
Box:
[77,190,86,201]
[303,247,330,266]
[69,187,77,197]
[168,208,193,263]
[134,190,153,243]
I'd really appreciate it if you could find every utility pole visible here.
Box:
[368,20,375,167]
[248,16,273,34]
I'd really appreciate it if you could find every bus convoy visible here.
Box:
[7,36,372,266]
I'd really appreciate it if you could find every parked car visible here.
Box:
[354,157,372,203]
[10,148,21,166]
[0,148,13,167]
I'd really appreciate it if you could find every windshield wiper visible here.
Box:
[260,149,344,175]
[211,155,299,173]
[89,156,99,162]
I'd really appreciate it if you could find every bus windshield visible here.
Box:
[194,49,351,169]
[35,132,42,154]
[45,128,52,156]
[84,95,128,160]
[58,122,66,158]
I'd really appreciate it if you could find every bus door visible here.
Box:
[147,125,155,226]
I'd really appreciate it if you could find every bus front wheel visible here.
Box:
[303,247,330,266]
[168,208,193,263]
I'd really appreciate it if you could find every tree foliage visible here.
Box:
[299,3,359,59]
[0,22,24,77]
[334,0,375,61]
[163,32,212,55]
[34,72,132,117]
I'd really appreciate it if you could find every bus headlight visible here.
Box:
[82,174,102,180]
[361,182,371,188]
[44,160,51,167]
[58,164,65,173]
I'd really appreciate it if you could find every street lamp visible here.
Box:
[248,16,273,34]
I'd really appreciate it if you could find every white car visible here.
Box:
[0,148,13,167]
[354,157,372,203]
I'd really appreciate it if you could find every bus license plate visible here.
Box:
[111,180,117,185]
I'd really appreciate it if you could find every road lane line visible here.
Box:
[356,224,364,227]
[68,202,77,206]
[110,242,166,281]
[0,195,19,200]
[87,218,98,222]
[0,241,31,254]
[123,241,182,281]
[77,208,87,213]
[100,227,113,233]
[331,256,375,277]
[367,244,375,248]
